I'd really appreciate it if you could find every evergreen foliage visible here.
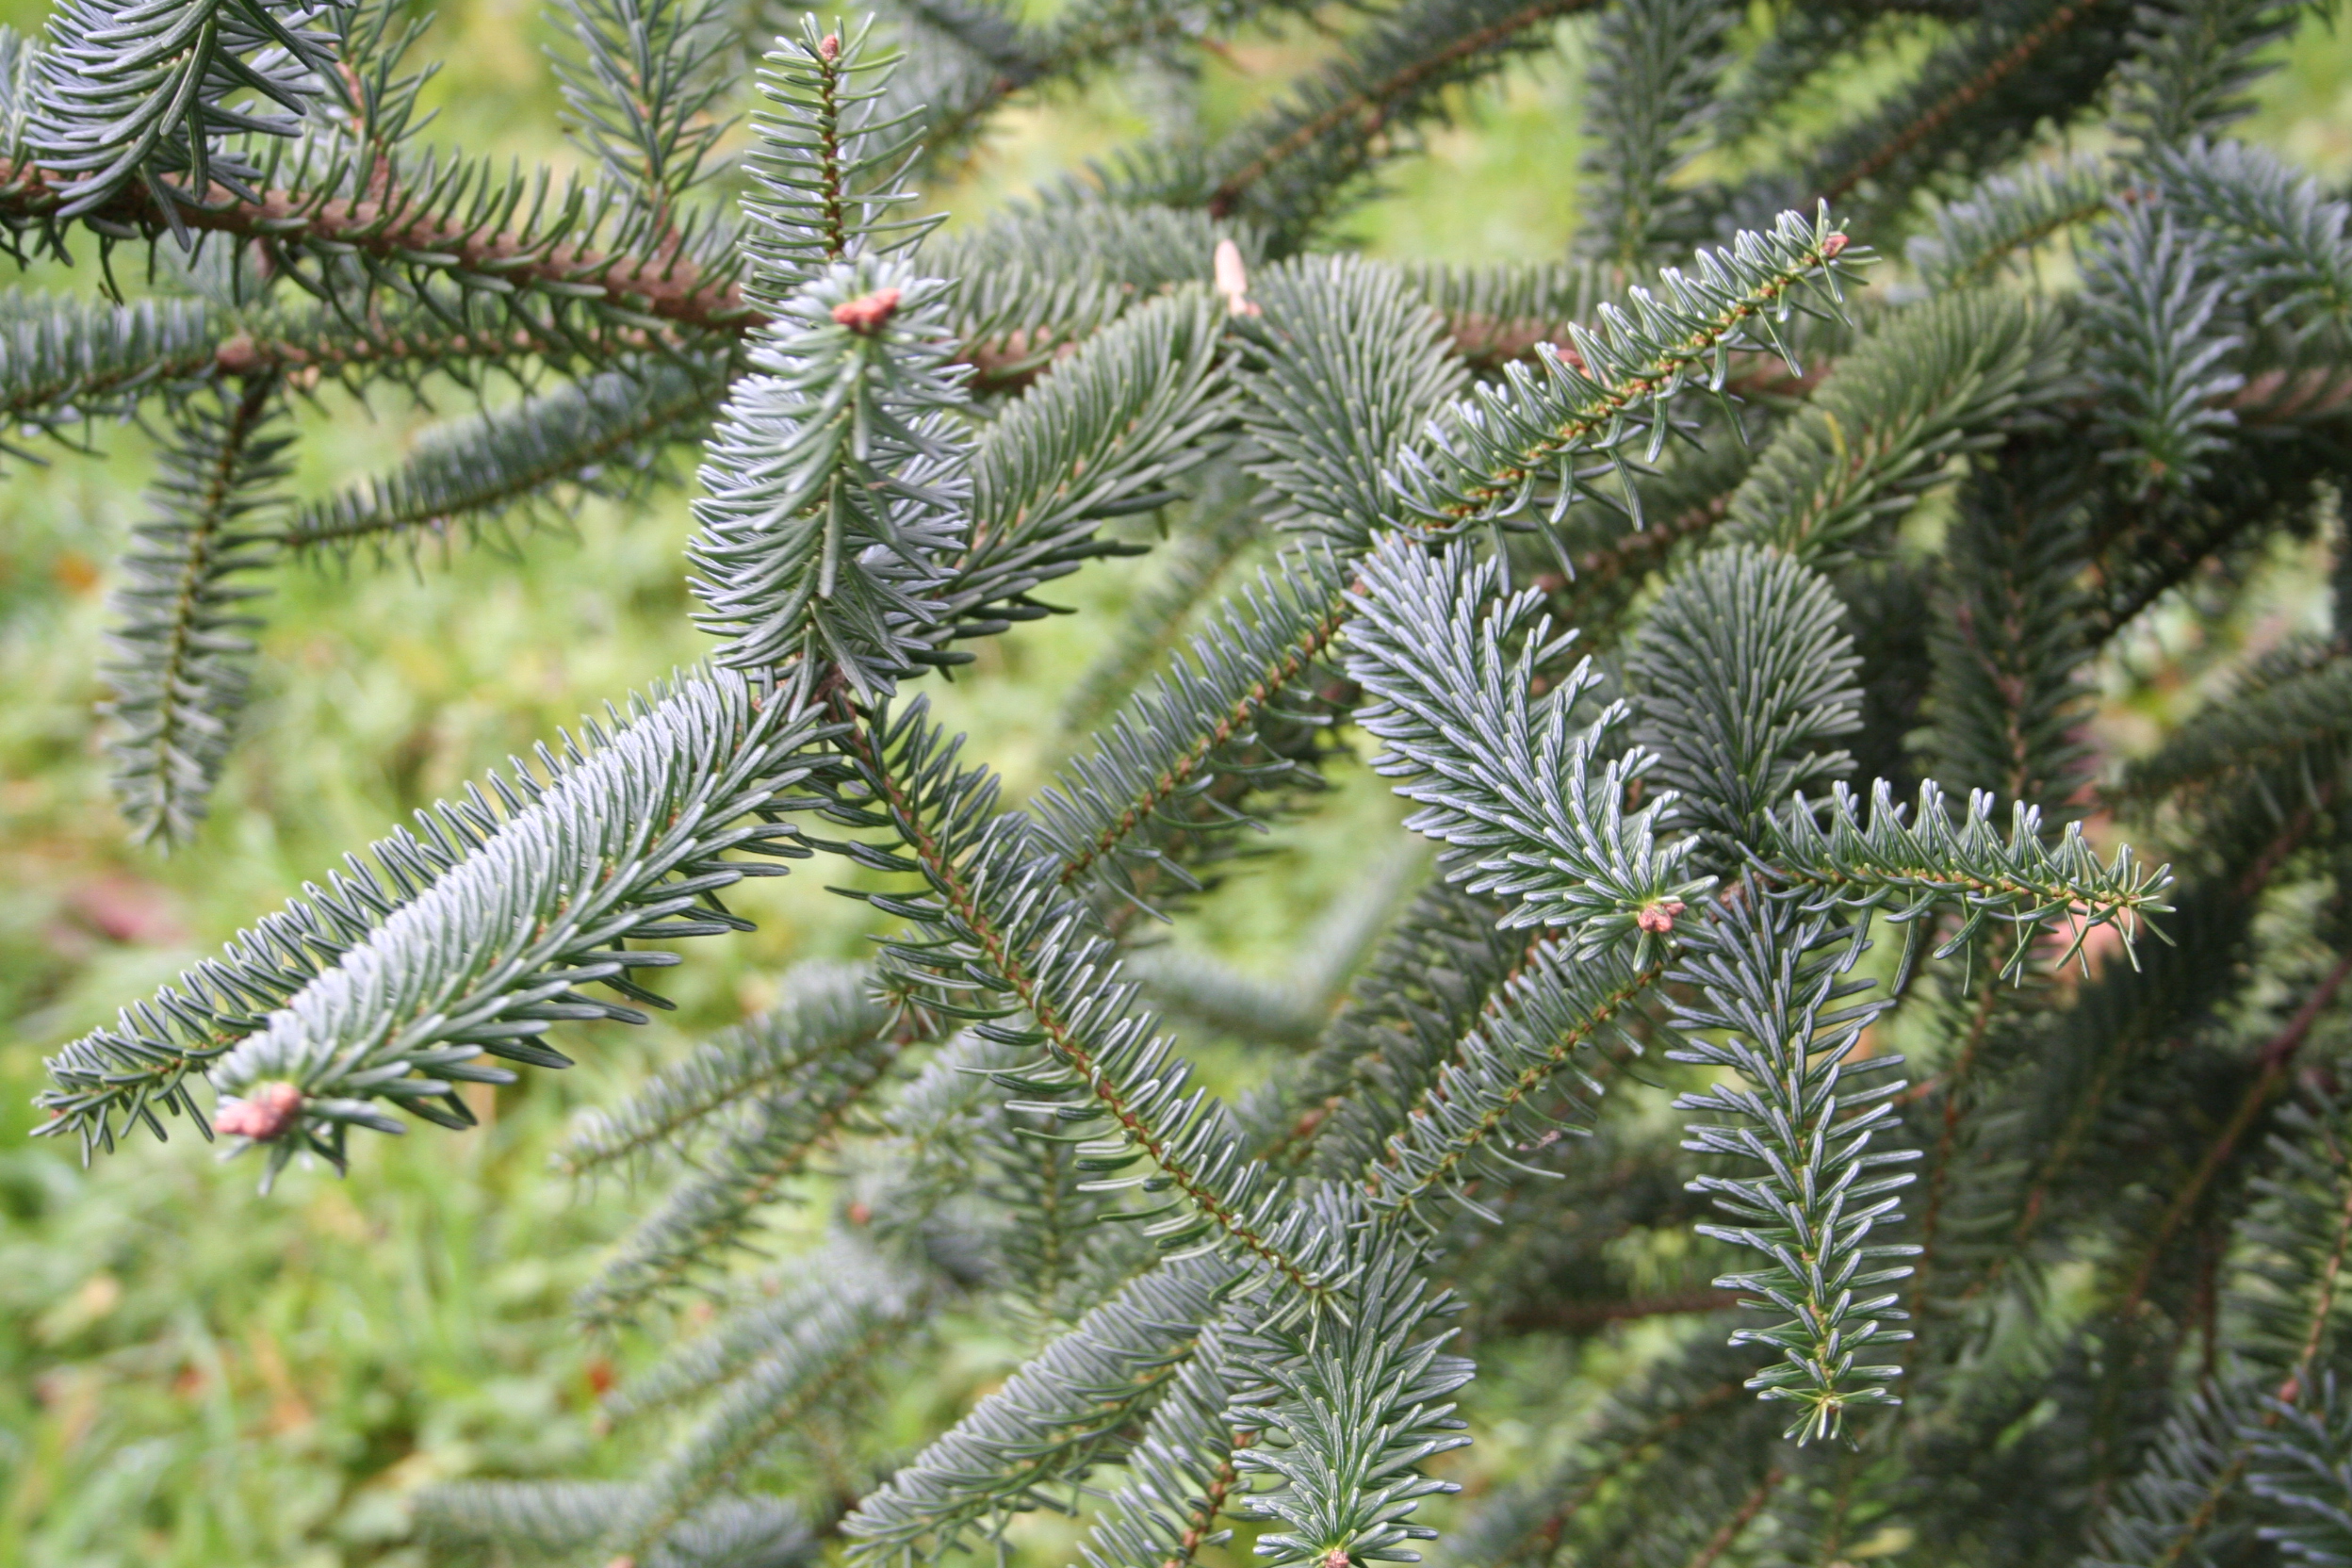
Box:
[25,0,2352,1561]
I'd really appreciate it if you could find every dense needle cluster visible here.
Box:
[18,0,2352,1561]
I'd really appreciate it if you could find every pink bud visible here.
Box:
[1636,899,1687,935]
[215,1080,304,1140]
[1821,232,1849,259]
[817,32,840,61]
[831,286,902,334]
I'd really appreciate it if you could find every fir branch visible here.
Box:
[688,256,972,694]
[742,18,929,298]
[2081,202,2246,497]
[0,291,220,446]
[1434,1369,1747,1568]
[2116,0,2323,148]
[198,668,837,1187]
[557,959,890,1173]
[1923,438,2099,815]
[573,1065,916,1326]
[1239,253,1466,551]
[2251,1374,2352,1566]
[416,1480,816,1568]
[599,1266,926,1562]
[1764,778,2173,982]
[839,699,1339,1296]
[1032,546,1351,911]
[1202,0,1602,239]
[1905,153,2115,290]
[603,1241,904,1419]
[1270,878,1526,1177]
[1810,0,2126,209]
[1669,890,1917,1443]
[1357,935,1660,1224]
[931,286,1237,662]
[2079,1379,2264,1567]
[2114,647,2352,815]
[2233,1090,2352,1377]
[1723,288,2068,562]
[2149,138,2352,335]
[843,1255,1242,1560]
[1344,535,1711,950]
[551,0,732,212]
[1576,0,1739,268]
[280,358,727,558]
[35,735,596,1155]
[1227,1244,1474,1568]
[100,372,289,846]
[1078,1306,1254,1568]
[1389,207,1862,542]
[29,0,343,230]
[1625,544,1861,858]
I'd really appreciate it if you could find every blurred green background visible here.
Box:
[8,5,2352,1563]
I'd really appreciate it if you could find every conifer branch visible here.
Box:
[30,0,342,229]
[280,357,727,557]
[1576,0,1736,268]
[1079,1313,1255,1568]
[1390,207,1862,539]
[1724,289,2066,562]
[1057,476,1258,735]
[1812,0,2113,206]
[1345,536,1710,949]
[2115,647,2352,813]
[1670,890,1917,1443]
[0,292,220,446]
[1227,1244,1474,1568]
[1270,879,1527,1177]
[1923,442,2099,816]
[688,256,972,693]
[1625,544,1861,858]
[1202,0,1601,235]
[843,1256,1241,1560]
[1765,778,2173,982]
[1905,154,2115,290]
[600,1266,926,1561]
[556,959,891,1173]
[572,1008,914,1327]
[188,669,835,1187]
[417,1479,814,1568]
[1358,939,1660,1223]
[100,371,289,846]
[839,701,1337,1296]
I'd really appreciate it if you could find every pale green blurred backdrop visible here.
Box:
[8,6,2352,1563]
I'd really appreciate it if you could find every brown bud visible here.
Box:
[832,286,902,335]
[1553,342,1588,374]
[1821,231,1849,259]
[215,1081,304,1140]
[213,334,264,376]
[1636,898,1687,936]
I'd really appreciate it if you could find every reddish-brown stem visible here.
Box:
[2115,950,2352,1315]
[1684,1468,1785,1568]
[1817,0,2101,204]
[842,709,1326,1295]
[1204,0,1602,219]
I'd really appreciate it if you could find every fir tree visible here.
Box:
[21,0,2352,1561]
